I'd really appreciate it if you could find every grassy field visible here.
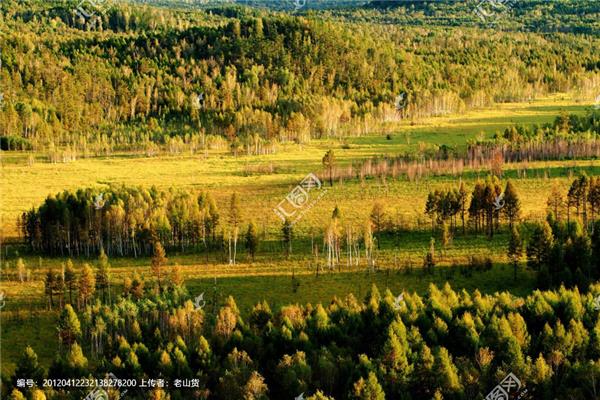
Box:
[0,96,595,240]
[0,95,595,375]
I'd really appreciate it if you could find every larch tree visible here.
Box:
[503,180,521,227]
[508,225,524,281]
[78,264,96,309]
[322,150,336,187]
[370,202,385,249]
[96,249,111,303]
[547,182,564,220]
[64,259,76,305]
[245,221,259,261]
[526,222,554,270]
[151,240,167,288]
[282,218,293,259]
[351,372,385,400]
[57,304,81,349]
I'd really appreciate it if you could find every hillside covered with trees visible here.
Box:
[1,0,599,157]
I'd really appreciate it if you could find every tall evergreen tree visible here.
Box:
[245,222,259,261]
[503,180,521,227]
[508,225,524,281]
[151,240,167,288]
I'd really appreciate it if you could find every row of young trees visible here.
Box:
[7,278,600,399]
[425,177,521,238]
[19,186,230,257]
[468,110,600,164]
[546,174,600,230]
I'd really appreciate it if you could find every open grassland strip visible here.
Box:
[0,98,593,237]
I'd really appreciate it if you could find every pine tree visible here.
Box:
[370,202,385,249]
[96,249,110,303]
[245,222,259,261]
[441,222,452,253]
[458,181,468,234]
[57,304,81,348]
[508,225,523,281]
[282,218,293,259]
[151,240,167,288]
[527,222,554,270]
[322,150,336,186]
[14,346,45,388]
[503,180,521,227]
[64,259,76,305]
[78,263,96,308]
[10,389,26,400]
[425,191,438,233]
[547,182,564,220]
[351,372,385,400]
[433,347,461,393]
[424,238,436,274]
[66,342,88,371]
[44,269,56,309]
[170,264,184,287]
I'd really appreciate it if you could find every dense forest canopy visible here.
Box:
[0,0,598,155]
[8,278,600,399]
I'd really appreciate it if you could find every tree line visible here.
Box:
[20,186,224,257]
[424,177,521,239]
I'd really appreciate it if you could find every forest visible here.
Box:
[1,0,599,158]
[6,273,600,399]
[3,0,600,399]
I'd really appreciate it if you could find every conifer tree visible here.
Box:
[322,150,336,187]
[503,180,521,227]
[351,372,385,400]
[282,218,293,259]
[96,249,111,303]
[78,263,96,308]
[64,259,76,305]
[245,222,259,261]
[508,225,523,281]
[151,240,167,288]
[58,305,81,348]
